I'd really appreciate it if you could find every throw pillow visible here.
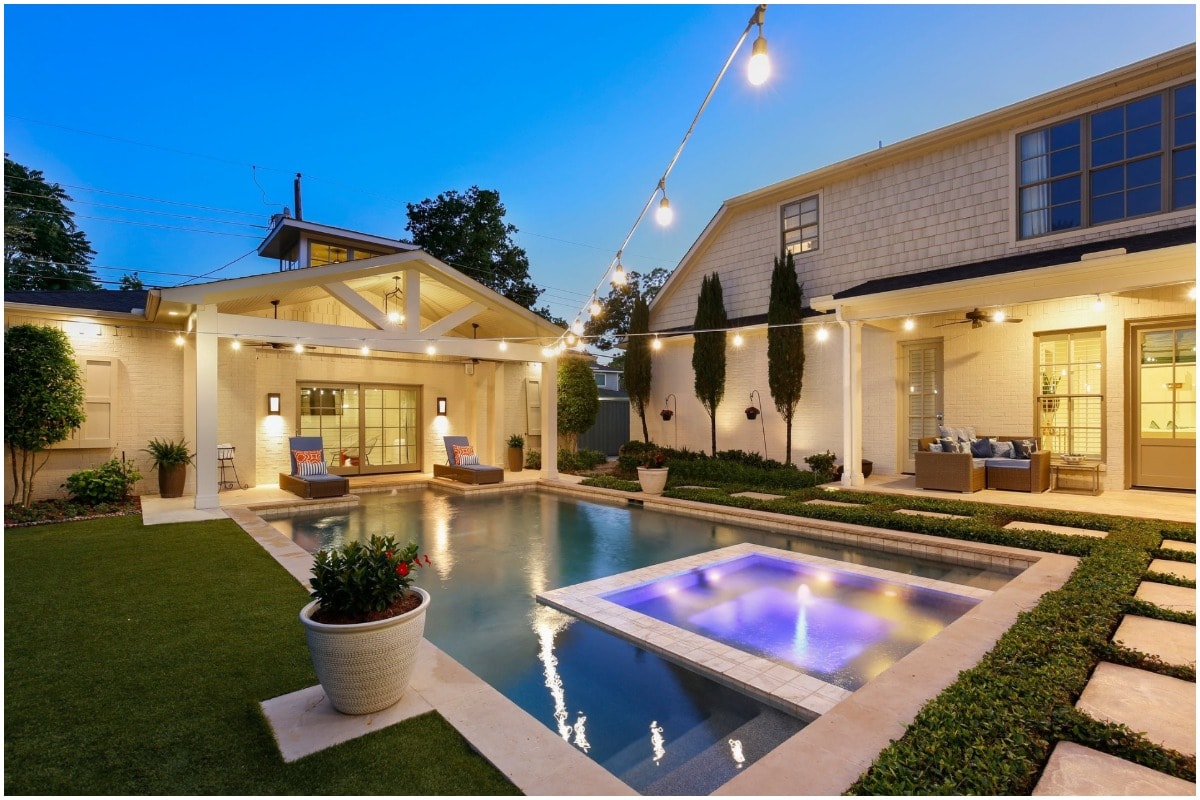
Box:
[458,453,480,465]
[451,444,475,465]
[937,425,953,439]
[937,437,958,453]
[1012,439,1035,459]
[991,440,1016,459]
[928,442,943,452]
[293,450,328,477]
[970,437,992,458]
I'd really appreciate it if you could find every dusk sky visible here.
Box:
[4,3,1196,345]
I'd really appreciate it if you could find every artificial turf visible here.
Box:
[4,516,520,795]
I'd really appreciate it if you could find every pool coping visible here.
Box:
[229,479,1076,796]
[537,542,994,721]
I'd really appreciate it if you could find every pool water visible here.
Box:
[270,489,1014,794]
[603,552,982,690]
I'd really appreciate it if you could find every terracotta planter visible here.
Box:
[637,467,669,495]
[507,446,524,472]
[300,587,429,715]
[158,463,187,498]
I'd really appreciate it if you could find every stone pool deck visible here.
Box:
[140,474,1195,795]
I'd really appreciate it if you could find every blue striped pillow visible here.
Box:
[297,459,328,476]
[458,454,480,465]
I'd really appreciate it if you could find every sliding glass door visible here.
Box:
[297,383,421,475]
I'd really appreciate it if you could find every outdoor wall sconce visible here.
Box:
[436,397,448,416]
[267,393,281,415]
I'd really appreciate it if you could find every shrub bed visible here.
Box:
[579,475,642,493]
[5,497,141,527]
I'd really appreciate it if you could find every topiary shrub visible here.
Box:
[62,458,141,505]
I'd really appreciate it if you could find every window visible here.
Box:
[594,373,606,387]
[308,242,383,267]
[1018,84,1195,239]
[781,196,819,255]
[1035,330,1104,458]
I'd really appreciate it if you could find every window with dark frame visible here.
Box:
[781,196,819,256]
[1017,83,1195,239]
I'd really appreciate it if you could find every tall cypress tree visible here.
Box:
[624,296,653,442]
[767,252,805,464]
[692,272,727,455]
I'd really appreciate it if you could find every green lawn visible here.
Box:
[4,516,519,795]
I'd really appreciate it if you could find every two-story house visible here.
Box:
[645,44,1195,492]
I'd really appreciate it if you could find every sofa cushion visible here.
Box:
[991,440,1016,459]
[970,437,993,458]
[986,458,1031,469]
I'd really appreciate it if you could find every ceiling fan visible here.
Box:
[936,308,1023,329]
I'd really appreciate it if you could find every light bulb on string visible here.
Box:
[732,333,744,347]
[747,32,770,86]
[612,261,627,286]
[499,339,509,352]
[231,337,241,350]
[652,334,662,351]
[589,297,602,317]
[656,193,673,226]
[571,319,584,335]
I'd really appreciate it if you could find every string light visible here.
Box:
[293,341,304,353]
[1093,294,1105,312]
[499,339,509,352]
[425,342,437,356]
[555,3,773,353]
[815,326,829,342]
[174,333,185,346]
[571,319,584,335]
[589,296,602,317]
[992,310,1006,323]
[360,341,370,355]
[652,334,662,351]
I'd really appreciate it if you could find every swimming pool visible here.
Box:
[269,488,1015,794]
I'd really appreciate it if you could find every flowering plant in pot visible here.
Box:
[636,449,669,494]
[300,535,432,714]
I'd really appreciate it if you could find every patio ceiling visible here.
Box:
[157,250,564,361]
[811,242,1196,325]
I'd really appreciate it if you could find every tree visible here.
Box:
[624,296,653,442]
[4,155,98,291]
[4,324,87,506]
[692,273,728,455]
[767,252,806,465]
[406,186,556,320]
[119,272,145,290]
[583,267,670,351]
[557,355,600,453]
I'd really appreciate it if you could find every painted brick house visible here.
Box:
[645,45,1196,492]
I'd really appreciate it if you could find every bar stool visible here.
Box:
[217,443,245,491]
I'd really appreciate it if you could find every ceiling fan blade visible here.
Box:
[1002,318,1024,323]
[934,320,971,327]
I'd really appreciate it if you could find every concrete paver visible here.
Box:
[1136,582,1196,614]
[1113,615,1196,667]
[1076,662,1195,757]
[729,491,787,501]
[1003,520,1108,539]
[1161,539,1196,554]
[1149,559,1196,582]
[894,508,971,520]
[1033,741,1196,796]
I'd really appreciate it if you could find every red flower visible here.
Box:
[396,562,409,577]
[423,554,431,566]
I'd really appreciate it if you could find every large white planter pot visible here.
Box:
[637,467,669,495]
[299,586,430,715]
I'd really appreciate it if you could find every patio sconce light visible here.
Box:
[436,397,448,416]
[267,393,281,416]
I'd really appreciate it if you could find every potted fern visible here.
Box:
[507,434,524,472]
[300,535,431,715]
[142,438,195,498]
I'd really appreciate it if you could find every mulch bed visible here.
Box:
[4,497,143,528]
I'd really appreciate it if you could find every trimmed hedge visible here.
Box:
[579,475,641,493]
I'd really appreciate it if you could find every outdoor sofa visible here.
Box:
[915,431,1050,493]
[432,436,504,485]
[279,436,350,499]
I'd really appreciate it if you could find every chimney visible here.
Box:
[293,173,303,221]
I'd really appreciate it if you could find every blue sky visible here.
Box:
[4,3,1196,332]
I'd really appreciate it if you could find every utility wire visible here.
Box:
[5,192,268,229]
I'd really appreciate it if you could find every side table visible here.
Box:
[1051,460,1103,495]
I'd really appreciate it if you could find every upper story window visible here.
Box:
[781,196,819,255]
[1018,83,1195,239]
[308,241,383,267]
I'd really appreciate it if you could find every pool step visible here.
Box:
[614,707,803,795]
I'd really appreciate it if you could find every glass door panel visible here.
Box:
[901,340,943,472]
[1133,324,1195,489]
[297,383,420,475]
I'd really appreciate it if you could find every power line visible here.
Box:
[4,173,267,217]
[5,191,267,229]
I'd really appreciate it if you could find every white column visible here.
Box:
[541,357,559,480]
[840,319,865,487]
[193,304,220,508]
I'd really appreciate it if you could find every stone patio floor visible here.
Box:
[140,471,1195,795]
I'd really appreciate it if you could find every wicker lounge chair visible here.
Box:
[432,436,504,485]
[279,436,350,499]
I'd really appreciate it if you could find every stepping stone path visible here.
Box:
[1032,541,1197,796]
[802,499,862,508]
[894,508,970,520]
[1161,539,1196,555]
[1002,520,1108,539]
[729,491,787,501]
